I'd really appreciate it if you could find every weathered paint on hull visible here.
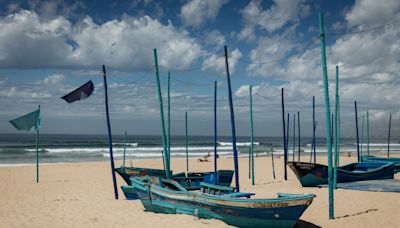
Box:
[288,161,395,187]
[361,156,400,173]
[115,167,167,185]
[132,179,314,228]
[121,185,139,200]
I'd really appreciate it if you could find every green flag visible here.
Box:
[9,109,40,131]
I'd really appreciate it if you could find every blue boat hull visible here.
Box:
[121,185,139,200]
[131,178,315,228]
[288,161,395,187]
[361,156,400,173]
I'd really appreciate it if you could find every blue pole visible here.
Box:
[224,45,240,192]
[292,114,295,161]
[318,13,334,219]
[334,66,339,189]
[313,96,316,163]
[213,81,218,184]
[36,105,40,183]
[367,110,370,156]
[153,49,171,178]
[298,111,301,162]
[355,101,360,162]
[271,144,276,179]
[102,65,119,200]
[281,88,287,180]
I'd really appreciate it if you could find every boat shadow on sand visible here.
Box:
[294,220,321,228]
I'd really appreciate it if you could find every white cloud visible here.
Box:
[180,0,228,27]
[0,10,204,71]
[42,74,65,84]
[345,0,400,28]
[239,0,310,41]
[202,48,241,75]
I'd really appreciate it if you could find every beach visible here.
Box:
[0,154,399,228]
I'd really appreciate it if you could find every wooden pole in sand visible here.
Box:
[224,45,240,192]
[387,114,392,158]
[185,112,189,172]
[249,85,255,185]
[153,49,171,179]
[361,115,365,156]
[287,113,290,161]
[102,65,119,200]
[36,105,40,183]
[367,110,370,156]
[213,81,218,184]
[292,113,296,161]
[167,72,171,163]
[355,101,360,162]
[281,88,288,180]
[318,13,334,219]
[271,144,276,179]
[298,111,301,162]
[123,131,127,167]
[313,96,316,163]
[334,65,339,189]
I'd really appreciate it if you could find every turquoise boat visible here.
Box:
[288,161,395,187]
[131,176,315,228]
[120,169,234,200]
[361,156,400,173]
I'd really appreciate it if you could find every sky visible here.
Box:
[0,0,400,138]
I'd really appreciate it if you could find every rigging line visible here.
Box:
[157,54,225,72]
[108,69,152,84]
[326,18,400,36]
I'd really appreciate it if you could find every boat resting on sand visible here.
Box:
[361,156,400,173]
[131,176,315,228]
[288,161,395,187]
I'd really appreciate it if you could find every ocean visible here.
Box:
[0,133,398,166]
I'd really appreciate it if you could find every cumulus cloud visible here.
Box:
[345,0,400,28]
[41,74,65,84]
[0,10,204,71]
[201,48,241,75]
[180,0,228,27]
[239,0,310,41]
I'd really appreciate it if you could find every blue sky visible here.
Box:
[0,0,399,138]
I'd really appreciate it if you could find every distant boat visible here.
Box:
[131,176,315,228]
[288,161,395,187]
[361,156,400,173]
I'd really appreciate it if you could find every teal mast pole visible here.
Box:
[36,105,40,183]
[102,65,119,199]
[224,45,240,192]
[213,81,218,184]
[281,88,288,180]
[334,66,339,189]
[167,72,171,163]
[367,110,370,156]
[387,114,392,157]
[153,49,171,178]
[123,131,127,167]
[250,85,255,185]
[185,111,189,172]
[319,13,334,219]
[361,115,365,156]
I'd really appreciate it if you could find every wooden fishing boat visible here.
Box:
[120,169,234,200]
[115,166,169,184]
[361,156,400,173]
[288,161,395,187]
[131,176,315,228]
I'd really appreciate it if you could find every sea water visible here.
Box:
[0,133,398,166]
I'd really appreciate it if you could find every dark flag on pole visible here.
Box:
[61,80,94,103]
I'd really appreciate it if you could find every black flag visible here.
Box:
[61,80,94,103]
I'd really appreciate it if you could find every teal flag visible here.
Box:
[9,109,40,131]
